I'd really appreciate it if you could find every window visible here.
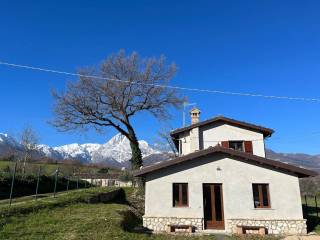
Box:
[173,183,188,207]
[252,184,270,208]
[221,141,253,154]
[229,141,244,151]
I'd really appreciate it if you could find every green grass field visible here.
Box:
[0,187,280,240]
[0,160,67,174]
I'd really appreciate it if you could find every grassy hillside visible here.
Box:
[0,160,121,176]
[0,174,89,200]
[0,187,117,217]
[0,187,278,240]
[0,159,125,200]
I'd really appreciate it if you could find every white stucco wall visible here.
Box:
[179,131,191,155]
[144,154,303,231]
[190,127,200,153]
[179,123,266,157]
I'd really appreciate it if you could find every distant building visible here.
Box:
[134,109,317,235]
[80,173,132,187]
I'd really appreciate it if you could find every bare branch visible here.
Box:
[51,50,184,169]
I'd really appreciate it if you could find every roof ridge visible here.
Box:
[170,115,274,137]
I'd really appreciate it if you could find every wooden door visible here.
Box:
[203,184,224,229]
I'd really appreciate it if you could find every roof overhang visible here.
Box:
[133,146,317,178]
[170,116,274,139]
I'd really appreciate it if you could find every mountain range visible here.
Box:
[0,133,319,171]
[0,133,171,168]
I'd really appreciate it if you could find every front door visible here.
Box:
[203,184,224,229]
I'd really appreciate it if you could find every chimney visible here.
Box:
[190,108,201,124]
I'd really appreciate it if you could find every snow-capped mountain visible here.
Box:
[54,143,101,162]
[91,134,161,166]
[2,132,319,171]
[42,134,162,167]
[0,133,164,168]
[0,133,23,156]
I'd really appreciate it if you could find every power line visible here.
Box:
[1,61,320,103]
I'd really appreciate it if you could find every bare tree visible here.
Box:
[21,127,38,174]
[52,50,184,169]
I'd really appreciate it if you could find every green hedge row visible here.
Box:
[0,174,89,200]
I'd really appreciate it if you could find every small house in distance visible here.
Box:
[134,109,317,235]
[80,173,132,187]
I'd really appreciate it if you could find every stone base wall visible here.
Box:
[143,216,203,232]
[226,219,307,235]
[143,216,307,235]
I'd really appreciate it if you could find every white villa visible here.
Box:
[134,108,317,235]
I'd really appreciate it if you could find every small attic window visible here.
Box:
[229,141,244,151]
[221,141,253,154]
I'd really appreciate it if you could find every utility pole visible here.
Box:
[182,101,196,127]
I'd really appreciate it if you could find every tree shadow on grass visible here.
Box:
[303,204,320,232]
[90,188,151,234]
[117,209,152,235]
[88,188,128,204]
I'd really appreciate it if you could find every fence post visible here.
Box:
[305,195,308,208]
[315,196,319,217]
[66,176,70,191]
[9,162,18,206]
[77,173,79,189]
[35,166,41,200]
[304,195,308,218]
[53,167,59,198]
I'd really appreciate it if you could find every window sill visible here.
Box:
[252,208,274,210]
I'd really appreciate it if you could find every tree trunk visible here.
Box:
[126,124,143,170]
[22,153,27,175]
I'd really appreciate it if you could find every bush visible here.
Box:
[119,171,133,182]
[97,167,109,174]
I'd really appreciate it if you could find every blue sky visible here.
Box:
[1,0,320,154]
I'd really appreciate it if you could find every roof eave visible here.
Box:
[133,147,318,178]
[170,116,274,138]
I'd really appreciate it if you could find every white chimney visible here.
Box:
[190,108,201,124]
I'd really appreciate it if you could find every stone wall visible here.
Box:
[143,216,203,232]
[226,219,307,235]
[143,217,307,235]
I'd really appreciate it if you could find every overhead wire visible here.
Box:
[1,61,320,102]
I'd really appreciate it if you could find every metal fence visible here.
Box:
[0,161,94,207]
